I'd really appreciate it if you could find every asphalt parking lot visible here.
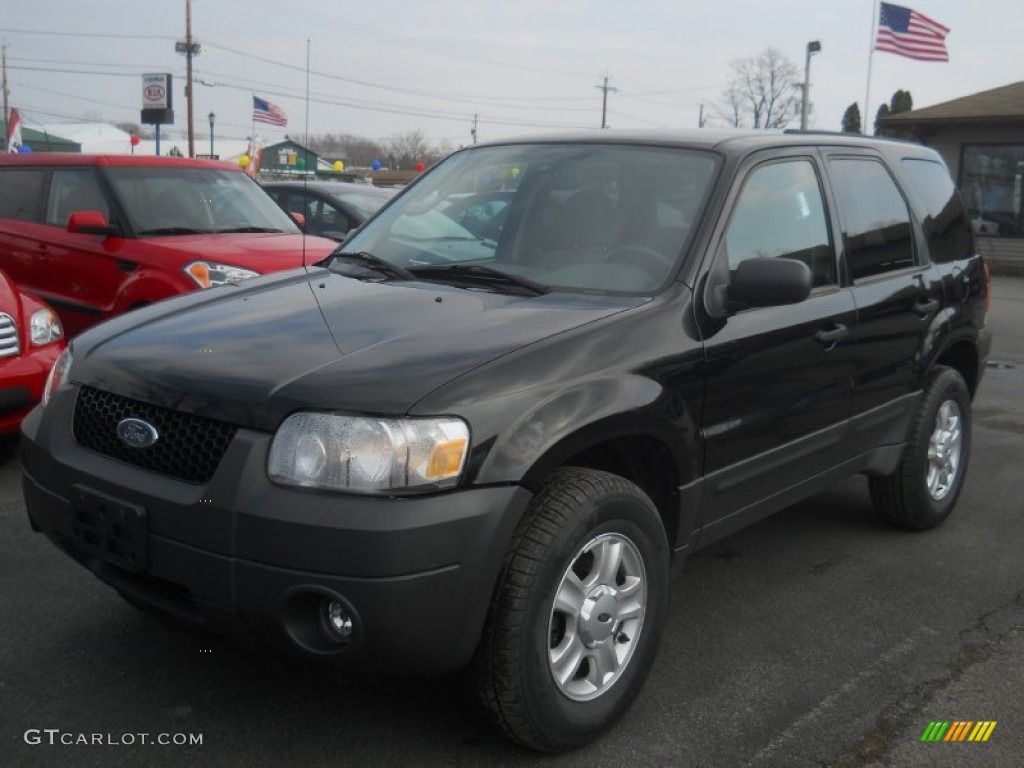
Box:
[2,277,1022,768]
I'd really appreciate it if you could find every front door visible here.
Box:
[698,152,857,541]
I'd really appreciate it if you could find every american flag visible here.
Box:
[253,96,288,127]
[875,2,950,62]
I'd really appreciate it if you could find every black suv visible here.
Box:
[21,130,990,751]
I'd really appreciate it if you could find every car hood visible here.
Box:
[71,271,642,431]
[144,232,337,269]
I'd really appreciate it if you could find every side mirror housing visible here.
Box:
[727,258,813,311]
[66,211,118,237]
[290,211,307,230]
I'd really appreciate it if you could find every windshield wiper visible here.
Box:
[326,251,416,281]
[212,226,286,234]
[408,264,549,296]
[137,227,212,236]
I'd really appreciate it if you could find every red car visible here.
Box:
[0,154,338,337]
[0,269,64,434]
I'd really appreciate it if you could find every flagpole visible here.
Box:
[250,91,255,168]
[864,0,879,135]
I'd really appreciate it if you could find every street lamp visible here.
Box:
[801,41,822,131]
[208,111,215,157]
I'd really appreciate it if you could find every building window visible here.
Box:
[961,144,1024,238]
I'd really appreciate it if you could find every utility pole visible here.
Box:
[2,44,9,132]
[471,113,478,144]
[698,103,706,128]
[595,76,617,129]
[185,0,196,157]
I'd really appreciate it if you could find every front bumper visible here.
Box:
[20,386,532,674]
[0,342,62,435]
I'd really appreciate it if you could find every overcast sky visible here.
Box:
[3,0,1021,150]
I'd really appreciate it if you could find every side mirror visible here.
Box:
[727,257,812,311]
[66,211,119,237]
[290,211,307,230]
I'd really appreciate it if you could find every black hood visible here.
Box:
[71,270,642,431]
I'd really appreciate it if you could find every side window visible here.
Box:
[318,201,349,232]
[900,158,973,263]
[0,169,46,222]
[725,159,835,288]
[46,168,110,226]
[829,159,914,280]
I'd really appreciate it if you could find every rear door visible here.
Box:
[821,150,945,458]
[698,151,857,540]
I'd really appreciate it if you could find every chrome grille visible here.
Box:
[0,313,19,358]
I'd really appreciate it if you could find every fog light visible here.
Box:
[320,598,354,642]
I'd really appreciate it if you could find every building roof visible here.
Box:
[880,81,1024,125]
[1,121,81,152]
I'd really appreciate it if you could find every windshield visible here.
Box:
[341,143,718,294]
[105,166,301,236]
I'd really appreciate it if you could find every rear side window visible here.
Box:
[46,168,110,226]
[829,159,915,280]
[0,168,46,221]
[725,159,835,288]
[900,158,973,263]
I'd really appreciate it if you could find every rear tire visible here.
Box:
[472,467,670,752]
[869,366,972,530]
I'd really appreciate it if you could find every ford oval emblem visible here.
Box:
[116,418,159,448]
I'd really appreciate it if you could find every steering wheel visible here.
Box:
[606,245,674,272]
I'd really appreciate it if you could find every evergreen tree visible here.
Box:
[841,103,862,134]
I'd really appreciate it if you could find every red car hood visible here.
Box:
[146,232,337,270]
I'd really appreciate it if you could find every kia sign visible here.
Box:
[142,74,170,109]
[141,73,174,126]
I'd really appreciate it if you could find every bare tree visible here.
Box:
[307,133,387,167]
[717,47,801,129]
[386,130,434,169]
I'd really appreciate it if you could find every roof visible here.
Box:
[262,180,394,197]
[473,128,932,156]
[880,81,1024,125]
[1,121,80,152]
[0,153,239,170]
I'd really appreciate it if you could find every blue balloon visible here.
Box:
[371,159,382,171]
[18,144,32,153]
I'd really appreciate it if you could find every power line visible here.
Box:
[0,27,175,41]
[219,0,600,79]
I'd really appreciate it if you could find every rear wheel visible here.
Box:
[472,467,670,751]
[869,366,972,530]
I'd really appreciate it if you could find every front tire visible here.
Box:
[472,468,670,752]
[869,366,972,530]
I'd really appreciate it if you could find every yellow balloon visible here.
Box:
[333,160,344,172]
[238,155,250,168]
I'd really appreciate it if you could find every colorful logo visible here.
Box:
[921,721,997,742]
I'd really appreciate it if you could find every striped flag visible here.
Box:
[6,108,22,153]
[253,96,288,127]
[875,2,950,62]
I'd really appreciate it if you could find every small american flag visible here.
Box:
[253,96,288,127]
[875,2,950,62]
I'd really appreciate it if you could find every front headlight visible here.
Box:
[184,261,260,288]
[268,412,469,494]
[30,308,63,346]
[42,347,73,407]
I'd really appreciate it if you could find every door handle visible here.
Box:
[813,323,849,350]
[914,298,940,316]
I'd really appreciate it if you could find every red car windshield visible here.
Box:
[105,166,301,236]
